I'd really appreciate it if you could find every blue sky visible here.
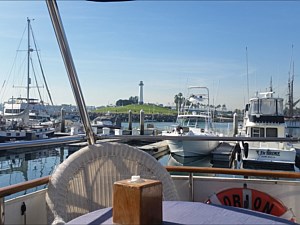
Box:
[0,1,299,110]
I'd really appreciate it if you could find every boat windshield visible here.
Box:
[250,98,283,115]
[177,117,207,128]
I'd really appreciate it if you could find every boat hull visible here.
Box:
[167,137,219,157]
[243,147,296,164]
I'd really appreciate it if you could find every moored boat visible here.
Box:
[162,86,220,156]
[0,18,56,142]
[236,91,297,171]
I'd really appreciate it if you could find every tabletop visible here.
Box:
[67,201,296,225]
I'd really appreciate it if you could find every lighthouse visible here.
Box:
[138,81,144,105]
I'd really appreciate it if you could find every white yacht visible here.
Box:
[237,91,297,170]
[162,86,220,157]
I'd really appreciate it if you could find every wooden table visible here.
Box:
[66,201,295,224]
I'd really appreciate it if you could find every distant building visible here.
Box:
[138,81,144,105]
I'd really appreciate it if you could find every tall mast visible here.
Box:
[27,17,31,104]
[291,61,294,116]
[288,45,294,117]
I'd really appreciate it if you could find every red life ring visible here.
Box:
[207,188,295,222]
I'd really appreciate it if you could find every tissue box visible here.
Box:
[113,178,162,224]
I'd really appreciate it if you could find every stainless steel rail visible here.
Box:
[96,134,300,142]
[46,0,95,145]
[0,135,85,151]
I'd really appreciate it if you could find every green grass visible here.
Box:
[93,104,177,115]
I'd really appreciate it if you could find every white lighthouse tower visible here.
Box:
[138,81,144,105]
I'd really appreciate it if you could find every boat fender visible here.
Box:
[206,187,295,222]
[234,143,241,162]
[232,143,239,160]
[176,126,183,134]
[21,202,26,215]
[243,142,249,158]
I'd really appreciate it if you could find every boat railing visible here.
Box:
[96,134,300,142]
[1,165,300,224]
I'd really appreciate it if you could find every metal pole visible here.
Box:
[189,173,194,202]
[46,0,95,145]
[0,197,4,225]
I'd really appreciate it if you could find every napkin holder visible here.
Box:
[113,176,162,224]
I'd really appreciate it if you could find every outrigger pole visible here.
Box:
[46,0,96,145]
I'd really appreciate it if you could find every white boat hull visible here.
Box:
[243,147,296,164]
[167,137,219,157]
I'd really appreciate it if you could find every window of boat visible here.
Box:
[5,109,23,114]
[250,100,259,114]
[188,118,197,127]
[276,99,284,115]
[266,128,277,137]
[259,99,276,115]
[251,127,264,137]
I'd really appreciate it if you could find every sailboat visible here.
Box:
[0,18,55,142]
[285,61,300,131]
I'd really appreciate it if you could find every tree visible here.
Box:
[174,92,184,112]
[116,96,138,106]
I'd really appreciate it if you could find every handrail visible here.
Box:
[0,135,85,151]
[0,176,50,198]
[165,166,300,179]
[1,166,300,199]
[96,135,300,142]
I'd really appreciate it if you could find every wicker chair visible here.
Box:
[46,142,178,224]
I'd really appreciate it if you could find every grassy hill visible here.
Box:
[93,104,177,115]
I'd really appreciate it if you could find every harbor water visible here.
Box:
[1,121,299,200]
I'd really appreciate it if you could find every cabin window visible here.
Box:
[266,128,277,137]
[260,99,276,115]
[250,100,259,114]
[188,118,197,127]
[251,127,264,137]
[5,109,24,114]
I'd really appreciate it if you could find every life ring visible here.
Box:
[207,187,295,222]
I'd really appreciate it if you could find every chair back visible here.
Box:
[46,142,178,224]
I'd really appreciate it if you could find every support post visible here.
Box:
[233,112,238,136]
[189,173,194,202]
[128,110,132,135]
[60,108,65,133]
[0,197,4,225]
[140,110,144,135]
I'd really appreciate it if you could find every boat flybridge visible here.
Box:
[0,1,300,225]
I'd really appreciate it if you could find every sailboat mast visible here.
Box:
[27,17,31,104]
[291,61,294,117]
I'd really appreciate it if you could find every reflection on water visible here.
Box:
[166,154,212,167]
[0,147,70,200]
